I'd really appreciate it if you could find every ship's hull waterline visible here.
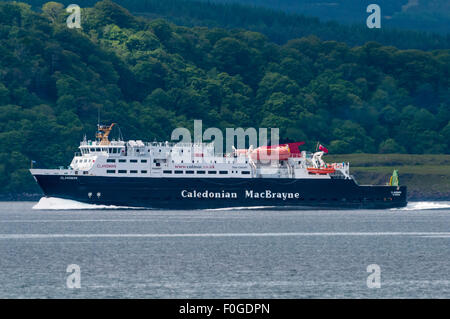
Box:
[33,174,407,209]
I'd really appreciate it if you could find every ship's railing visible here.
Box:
[80,140,125,146]
[311,162,349,170]
[331,162,348,169]
[146,141,216,147]
[132,141,217,152]
[303,162,349,170]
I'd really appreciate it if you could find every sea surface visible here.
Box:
[0,199,449,298]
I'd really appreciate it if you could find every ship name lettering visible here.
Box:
[97,164,116,168]
[60,176,78,180]
[245,190,300,200]
[181,190,237,199]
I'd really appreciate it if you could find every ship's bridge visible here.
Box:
[79,140,126,155]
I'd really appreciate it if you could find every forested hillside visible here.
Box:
[14,0,450,50]
[0,0,449,195]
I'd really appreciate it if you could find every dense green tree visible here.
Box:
[41,1,63,23]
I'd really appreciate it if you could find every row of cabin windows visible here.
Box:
[106,158,248,165]
[163,170,250,175]
[82,148,124,154]
[75,159,93,163]
[107,170,148,174]
[106,158,247,166]
[105,170,250,175]
[175,160,248,164]
[106,159,147,163]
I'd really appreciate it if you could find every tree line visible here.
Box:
[14,0,450,50]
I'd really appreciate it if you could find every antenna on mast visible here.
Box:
[118,126,124,141]
[97,107,100,129]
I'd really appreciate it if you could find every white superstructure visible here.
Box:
[32,124,351,180]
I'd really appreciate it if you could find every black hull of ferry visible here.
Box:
[32,174,407,210]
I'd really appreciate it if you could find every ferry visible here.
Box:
[30,124,407,209]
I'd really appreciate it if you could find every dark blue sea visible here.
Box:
[0,199,449,298]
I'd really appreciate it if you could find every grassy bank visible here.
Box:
[327,154,450,200]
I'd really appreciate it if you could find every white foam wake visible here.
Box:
[392,201,450,211]
[32,197,143,210]
[32,198,450,211]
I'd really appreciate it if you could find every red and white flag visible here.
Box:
[319,144,329,153]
